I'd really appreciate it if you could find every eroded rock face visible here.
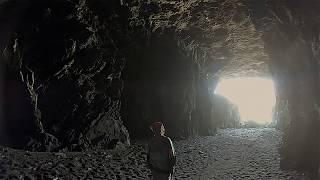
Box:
[251,0,320,175]
[122,35,199,138]
[1,0,245,149]
[129,0,269,78]
[121,34,241,139]
[1,0,130,151]
[211,95,240,129]
[122,0,256,139]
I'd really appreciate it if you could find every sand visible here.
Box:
[0,128,305,179]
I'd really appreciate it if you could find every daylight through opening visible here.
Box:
[214,78,276,124]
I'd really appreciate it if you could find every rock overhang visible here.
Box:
[129,0,271,78]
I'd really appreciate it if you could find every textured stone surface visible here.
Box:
[0,0,269,150]
[122,35,199,139]
[122,0,255,139]
[256,0,320,175]
[0,0,130,151]
[211,95,241,129]
[129,0,270,78]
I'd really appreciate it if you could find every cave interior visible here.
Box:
[0,0,320,177]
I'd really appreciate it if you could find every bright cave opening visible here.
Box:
[214,78,276,124]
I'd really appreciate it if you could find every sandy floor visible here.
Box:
[0,128,305,179]
[174,128,302,180]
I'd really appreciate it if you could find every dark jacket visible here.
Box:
[147,136,176,174]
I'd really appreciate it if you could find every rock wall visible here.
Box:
[272,98,290,131]
[262,0,320,175]
[122,34,209,139]
[0,0,130,151]
[122,0,250,139]
[121,30,241,138]
[211,95,241,129]
[246,0,320,175]
[0,0,243,150]
[0,0,266,150]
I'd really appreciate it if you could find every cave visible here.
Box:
[0,0,320,179]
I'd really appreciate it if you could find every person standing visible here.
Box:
[147,122,176,180]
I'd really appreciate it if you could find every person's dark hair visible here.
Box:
[150,121,163,135]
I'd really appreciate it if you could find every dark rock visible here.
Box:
[0,0,130,151]
[259,0,320,175]
[26,132,60,152]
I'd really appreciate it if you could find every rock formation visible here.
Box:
[211,95,240,129]
[248,0,320,175]
[0,0,320,176]
[267,1,320,175]
[0,0,131,151]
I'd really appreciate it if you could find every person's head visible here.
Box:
[150,121,165,136]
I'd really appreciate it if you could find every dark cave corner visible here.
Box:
[0,0,320,178]
[0,0,131,151]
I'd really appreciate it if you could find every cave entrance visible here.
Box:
[214,77,276,125]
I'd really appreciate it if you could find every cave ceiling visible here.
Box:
[129,0,270,78]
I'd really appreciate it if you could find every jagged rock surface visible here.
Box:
[211,95,241,129]
[249,0,320,174]
[1,0,130,151]
[122,0,258,139]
